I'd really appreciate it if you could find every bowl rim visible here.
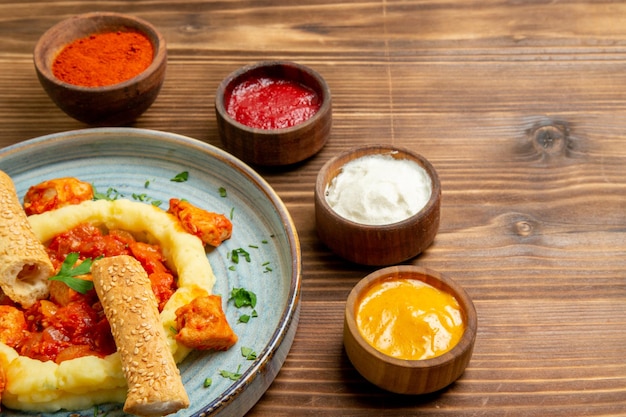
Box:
[214,60,332,134]
[315,144,442,231]
[345,265,478,369]
[33,11,167,92]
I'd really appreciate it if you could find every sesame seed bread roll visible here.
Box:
[0,170,54,308]
[91,255,189,416]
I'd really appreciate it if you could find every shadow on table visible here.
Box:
[339,346,452,411]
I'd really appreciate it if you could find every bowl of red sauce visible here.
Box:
[33,12,167,126]
[344,265,477,395]
[215,61,332,166]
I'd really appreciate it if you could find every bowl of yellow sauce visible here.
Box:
[344,265,477,395]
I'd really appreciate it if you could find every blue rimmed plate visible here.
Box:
[0,128,301,417]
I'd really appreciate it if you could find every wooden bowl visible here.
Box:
[315,145,441,266]
[344,265,477,395]
[33,12,167,126]
[215,61,332,166]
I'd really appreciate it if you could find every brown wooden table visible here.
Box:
[1,1,626,416]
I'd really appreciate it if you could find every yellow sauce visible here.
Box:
[356,278,465,360]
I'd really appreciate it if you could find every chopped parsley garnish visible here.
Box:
[203,377,212,388]
[230,248,251,264]
[93,186,123,201]
[231,288,258,323]
[171,171,189,182]
[219,365,242,381]
[229,288,257,308]
[49,253,98,294]
[241,346,257,360]
[132,192,149,202]
[131,192,162,207]
[93,405,109,417]
[239,309,258,323]
[219,187,227,198]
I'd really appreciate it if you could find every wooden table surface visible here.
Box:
[1,1,626,416]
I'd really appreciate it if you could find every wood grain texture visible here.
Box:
[1,0,626,416]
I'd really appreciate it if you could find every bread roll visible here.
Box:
[91,255,189,416]
[0,170,54,307]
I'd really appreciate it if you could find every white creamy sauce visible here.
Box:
[325,153,432,225]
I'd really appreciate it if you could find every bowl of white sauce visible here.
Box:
[315,145,441,265]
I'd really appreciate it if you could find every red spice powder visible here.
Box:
[226,76,321,129]
[52,31,154,87]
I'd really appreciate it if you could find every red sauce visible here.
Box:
[1,223,177,364]
[226,76,321,129]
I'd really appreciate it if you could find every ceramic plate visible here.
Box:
[0,128,301,417]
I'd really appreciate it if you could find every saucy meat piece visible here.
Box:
[175,295,237,351]
[19,299,115,363]
[0,305,27,347]
[128,241,175,311]
[168,198,232,247]
[23,177,93,215]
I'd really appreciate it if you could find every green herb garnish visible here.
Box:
[93,186,123,201]
[131,192,162,207]
[241,346,257,360]
[203,377,212,388]
[229,288,257,308]
[239,309,258,323]
[219,365,242,381]
[230,248,251,264]
[93,405,109,417]
[239,314,250,323]
[171,171,189,182]
[219,187,227,198]
[49,253,98,294]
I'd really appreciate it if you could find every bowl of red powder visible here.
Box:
[34,12,167,126]
[215,61,332,166]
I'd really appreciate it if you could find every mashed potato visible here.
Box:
[0,199,216,412]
